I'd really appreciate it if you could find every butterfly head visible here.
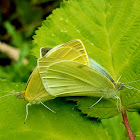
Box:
[16,91,26,99]
[115,82,125,91]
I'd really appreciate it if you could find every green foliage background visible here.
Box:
[0,0,140,139]
[0,0,62,82]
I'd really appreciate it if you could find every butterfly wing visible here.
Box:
[38,57,116,98]
[89,58,114,83]
[24,68,54,103]
[43,39,89,66]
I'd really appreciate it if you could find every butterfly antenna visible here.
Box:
[125,85,140,92]
[24,103,31,124]
[0,94,15,99]
[40,101,56,113]
[124,79,140,84]
[0,90,19,99]
[89,96,104,108]
[117,75,122,82]
[114,95,121,112]
[0,90,19,94]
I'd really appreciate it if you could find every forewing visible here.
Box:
[25,68,54,103]
[44,39,89,66]
[38,58,115,97]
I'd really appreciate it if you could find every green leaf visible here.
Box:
[33,0,140,117]
[66,97,120,119]
[0,79,110,140]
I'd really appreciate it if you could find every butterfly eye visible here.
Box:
[119,86,124,90]
[119,83,125,90]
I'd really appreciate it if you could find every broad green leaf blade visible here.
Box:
[0,79,110,140]
[121,89,140,112]
[33,0,140,116]
[66,97,119,119]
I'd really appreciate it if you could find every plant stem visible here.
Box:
[0,41,28,64]
[122,110,136,140]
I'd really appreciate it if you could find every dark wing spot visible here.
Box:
[41,47,52,57]
[77,64,85,69]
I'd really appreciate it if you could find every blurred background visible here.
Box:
[0,0,63,83]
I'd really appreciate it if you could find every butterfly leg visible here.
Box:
[40,101,56,113]
[117,75,122,82]
[24,103,31,124]
[89,96,104,108]
[114,95,121,112]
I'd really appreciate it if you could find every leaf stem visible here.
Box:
[122,110,136,140]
